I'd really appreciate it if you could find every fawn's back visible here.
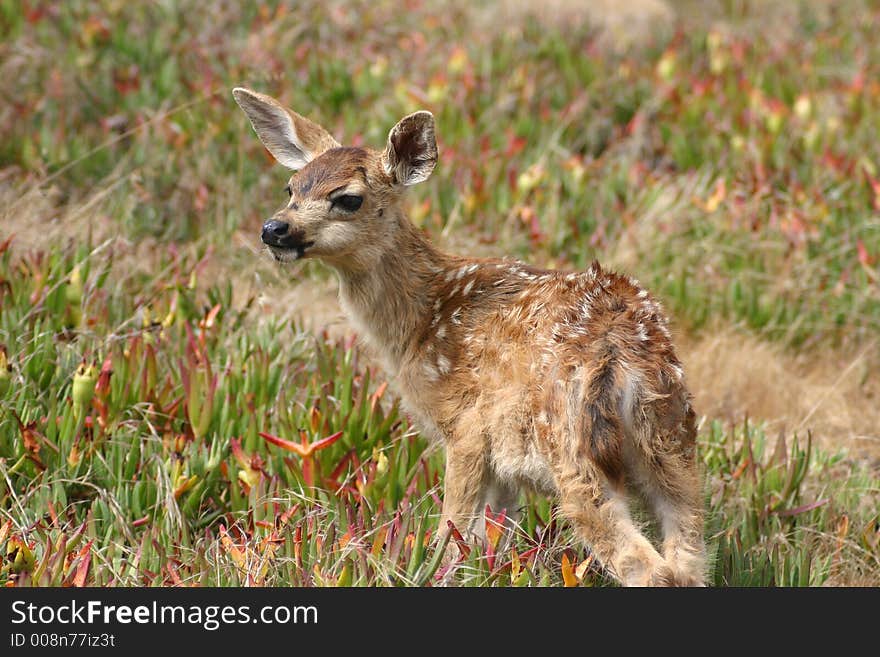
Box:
[409,257,695,492]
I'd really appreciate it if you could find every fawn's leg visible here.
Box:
[438,439,489,544]
[555,462,672,586]
[636,450,705,586]
[552,363,672,586]
[631,403,706,586]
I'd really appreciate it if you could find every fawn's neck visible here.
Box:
[334,211,449,374]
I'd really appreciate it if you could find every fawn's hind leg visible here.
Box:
[636,450,705,586]
[631,403,706,586]
[555,462,673,586]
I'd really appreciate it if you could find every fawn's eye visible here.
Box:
[331,194,363,213]
[284,184,292,198]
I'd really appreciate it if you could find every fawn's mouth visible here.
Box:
[266,242,314,263]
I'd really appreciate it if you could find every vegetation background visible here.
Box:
[1,0,878,586]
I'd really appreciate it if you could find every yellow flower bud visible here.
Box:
[65,265,83,305]
[657,51,676,80]
[516,163,545,194]
[369,55,387,78]
[67,440,82,467]
[8,537,35,573]
[0,346,10,397]
[72,361,98,412]
[373,447,389,476]
[65,266,84,328]
[238,468,260,488]
[793,94,812,120]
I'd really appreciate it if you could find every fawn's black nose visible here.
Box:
[261,219,290,245]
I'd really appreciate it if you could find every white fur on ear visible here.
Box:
[233,87,339,170]
[382,111,438,186]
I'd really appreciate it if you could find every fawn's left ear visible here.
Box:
[232,87,340,170]
[382,111,438,186]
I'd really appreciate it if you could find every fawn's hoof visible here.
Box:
[439,542,462,567]
[665,568,706,587]
[617,552,670,587]
[664,547,706,586]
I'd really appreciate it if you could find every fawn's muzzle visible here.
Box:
[261,219,291,245]
[261,219,313,259]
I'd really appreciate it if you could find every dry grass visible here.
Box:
[475,0,674,49]
[681,326,880,464]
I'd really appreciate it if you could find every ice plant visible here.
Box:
[0,345,10,397]
[259,429,344,488]
[9,410,46,472]
[561,553,578,587]
[92,356,113,432]
[65,264,83,328]
[5,536,35,575]
[71,360,98,419]
[483,506,509,571]
[230,437,263,489]
[67,439,82,468]
[180,323,217,440]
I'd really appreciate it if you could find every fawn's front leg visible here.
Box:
[438,438,489,559]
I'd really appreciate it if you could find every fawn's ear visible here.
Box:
[382,111,438,186]
[232,87,340,170]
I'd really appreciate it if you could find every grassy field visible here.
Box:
[1,0,878,586]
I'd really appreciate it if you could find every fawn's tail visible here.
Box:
[581,343,697,486]
[582,344,627,484]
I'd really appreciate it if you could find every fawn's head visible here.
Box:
[233,87,437,270]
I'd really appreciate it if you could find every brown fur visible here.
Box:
[234,88,706,586]
[293,147,370,198]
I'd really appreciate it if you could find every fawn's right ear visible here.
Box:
[232,87,340,170]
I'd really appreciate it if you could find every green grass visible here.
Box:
[1,0,878,586]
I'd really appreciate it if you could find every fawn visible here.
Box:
[234,87,705,586]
